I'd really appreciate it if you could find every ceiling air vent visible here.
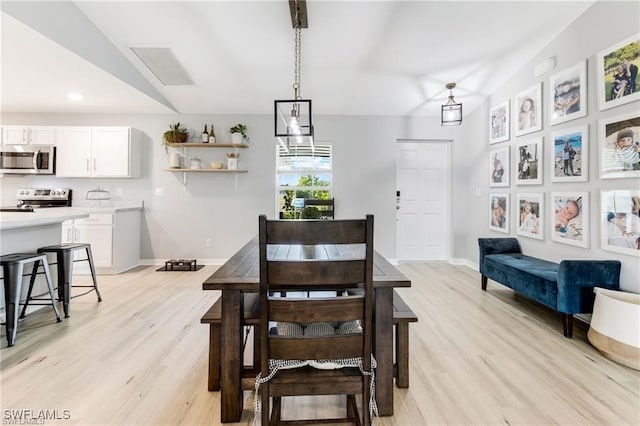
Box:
[130,47,194,86]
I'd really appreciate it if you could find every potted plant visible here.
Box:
[229,124,247,144]
[162,122,189,151]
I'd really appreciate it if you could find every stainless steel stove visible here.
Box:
[0,188,72,212]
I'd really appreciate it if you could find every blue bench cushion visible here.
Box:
[484,253,559,309]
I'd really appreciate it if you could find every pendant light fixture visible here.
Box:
[275,0,314,147]
[441,82,462,126]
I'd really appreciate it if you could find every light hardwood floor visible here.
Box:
[1,263,638,425]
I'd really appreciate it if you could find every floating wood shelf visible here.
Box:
[163,141,248,189]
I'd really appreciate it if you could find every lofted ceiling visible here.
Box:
[1,0,595,117]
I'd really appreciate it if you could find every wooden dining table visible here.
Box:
[202,236,411,423]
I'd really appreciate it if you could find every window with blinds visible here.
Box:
[276,144,332,219]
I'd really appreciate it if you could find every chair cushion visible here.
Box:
[276,322,304,336]
[276,320,363,336]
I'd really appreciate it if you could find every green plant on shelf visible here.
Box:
[229,123,247,140]
[163,122,188,151]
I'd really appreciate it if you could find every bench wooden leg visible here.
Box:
[208,323,221,391]
[481,275,487,291]
[395,323,410,388]
[562,313,573,338]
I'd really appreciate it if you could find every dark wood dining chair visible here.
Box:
[256,214,375,426]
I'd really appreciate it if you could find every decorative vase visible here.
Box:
[227,158,238,170]
[169,153,181,168]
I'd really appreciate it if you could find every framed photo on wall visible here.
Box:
[489,192,509,233]
[551,192,589,248]
[515,138,542,185]
[489,100,510,144]
[549,60,587,125]
[514,82,542,137]
[601,190,640,257]
[599,111,640,179]
[550,125,588,182]
[516,193,544,240]
[596,34,640,111]
[489,146,510,187]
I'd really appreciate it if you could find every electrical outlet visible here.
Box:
[205,238,213,247]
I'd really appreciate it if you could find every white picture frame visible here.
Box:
[514,82,543,137]
[596,33,640,111]
[489,100,510,144]
[551,191,589,248]
[489,193,509,234]
[599,111,640,179]
[515,137,543,185]
[601,190,640,257]
[550,125,589,182]
[516,193,544,240]
[489,146,510,187]
[549,60,587,126]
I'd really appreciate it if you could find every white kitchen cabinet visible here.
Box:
[56,127,92,176]
[56,126,141,178]
[62,209,141,274]
[2,126,56,145]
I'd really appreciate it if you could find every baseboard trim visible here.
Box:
[449,258,478,271]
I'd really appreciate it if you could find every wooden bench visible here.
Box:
[393,290,418,388]
[201,290,418,391]
[200,293,261,391]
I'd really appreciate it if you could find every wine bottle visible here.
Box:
[202,125,209,143]
[209,124,216,143]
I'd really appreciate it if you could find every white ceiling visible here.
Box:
[1,1,595,117]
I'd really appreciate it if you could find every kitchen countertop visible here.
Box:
[0,202,143,231]
[0,209,90,231]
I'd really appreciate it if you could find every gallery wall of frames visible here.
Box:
[488,33,640,258]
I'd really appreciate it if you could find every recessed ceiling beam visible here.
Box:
[288,0,308,28]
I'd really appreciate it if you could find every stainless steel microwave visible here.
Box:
[0,144,55,174]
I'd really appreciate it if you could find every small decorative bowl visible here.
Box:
[210,162,224,169]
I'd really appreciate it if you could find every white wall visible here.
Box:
[1,113,459,262]
[457,0,640,292]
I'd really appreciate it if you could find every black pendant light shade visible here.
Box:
[274,99,314,146]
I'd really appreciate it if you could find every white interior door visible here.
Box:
[397,141,451,261]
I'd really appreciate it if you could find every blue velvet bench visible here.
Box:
[478,238,621,337]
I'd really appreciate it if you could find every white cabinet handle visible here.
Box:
[93,158,96,171]
[86,158,90,172]
[23,129,27,143]
[67,228,72,241]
